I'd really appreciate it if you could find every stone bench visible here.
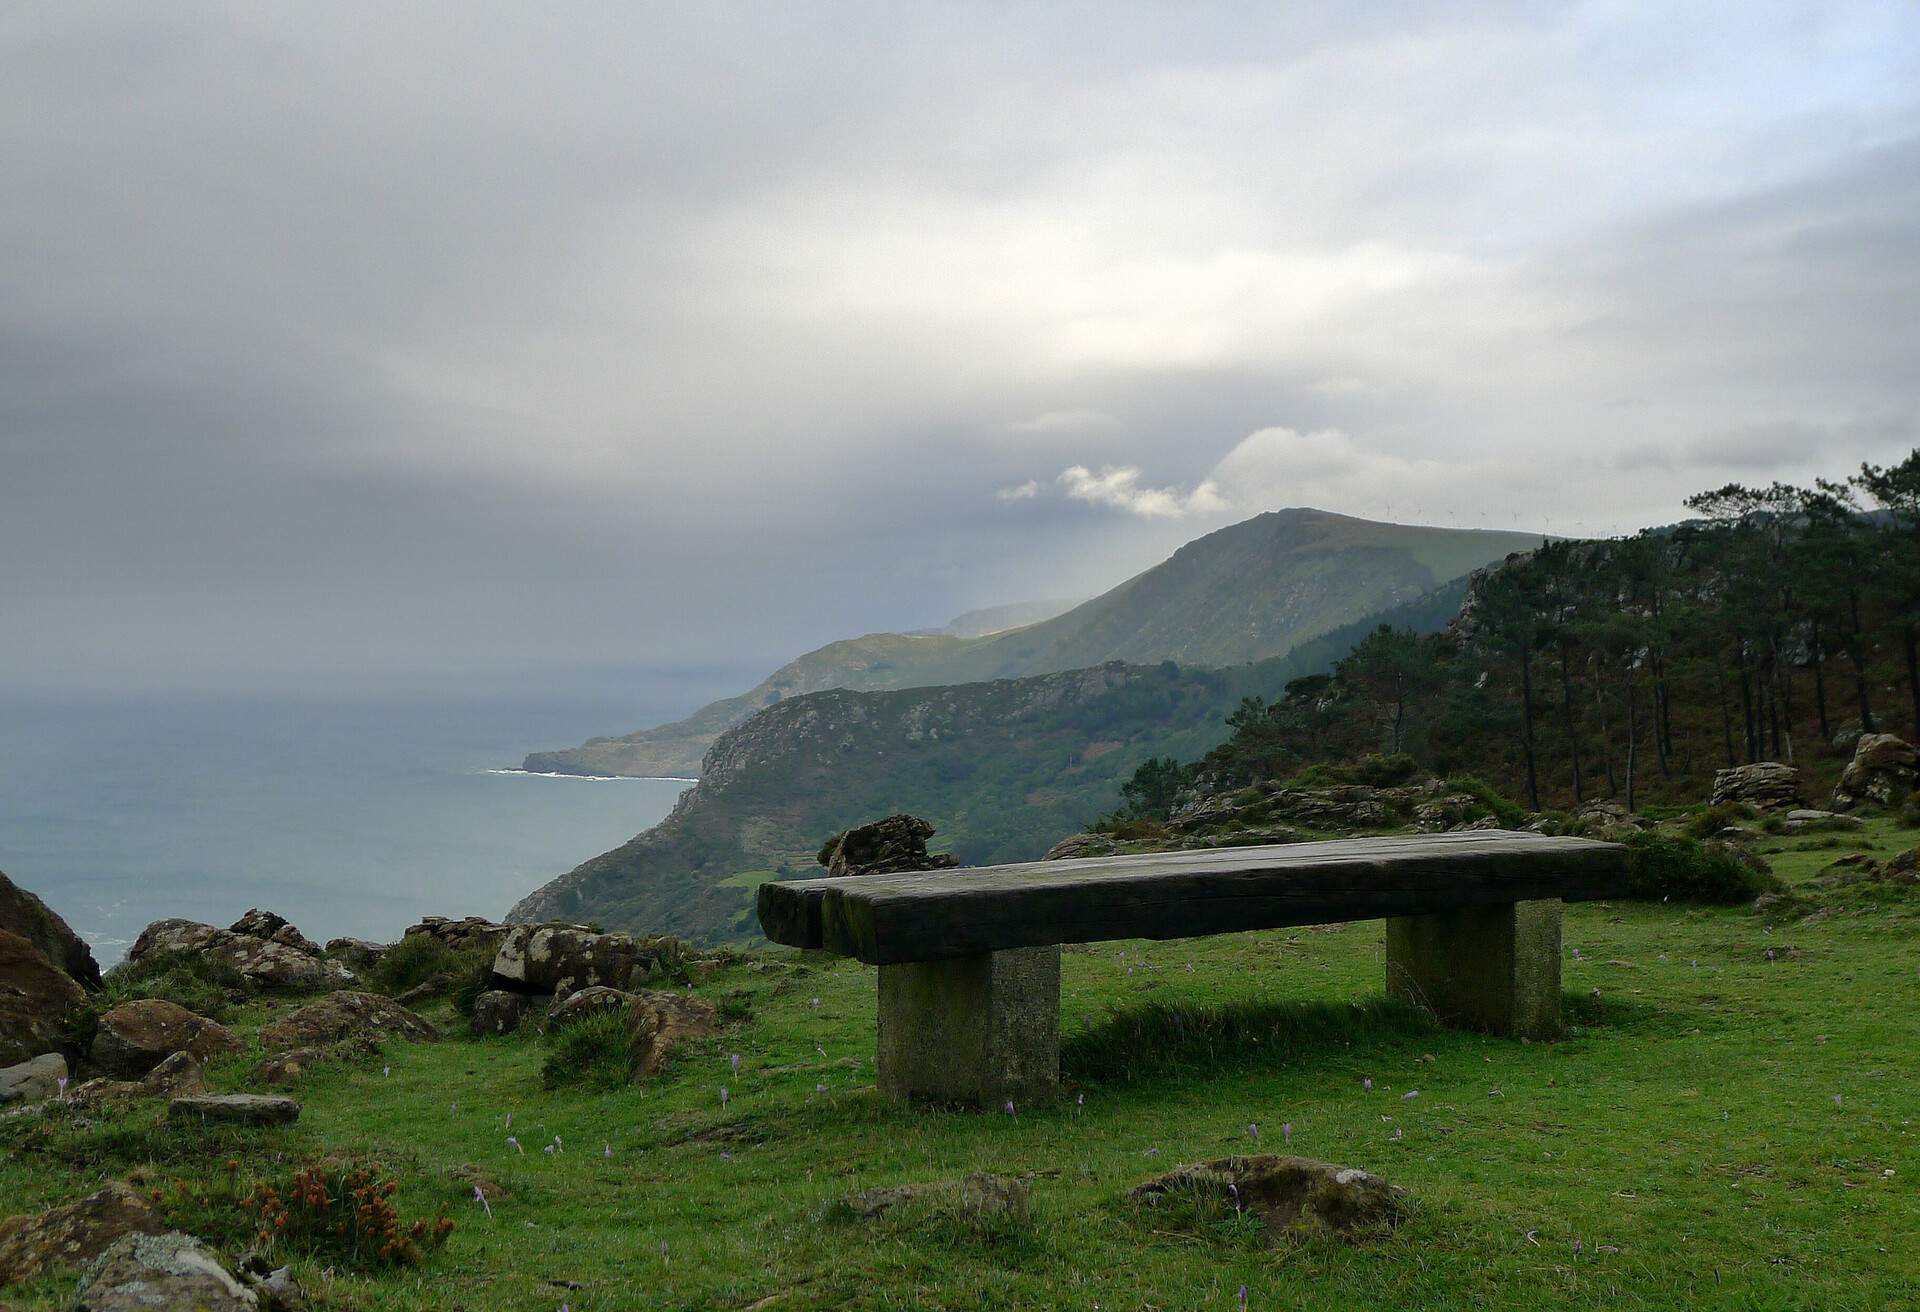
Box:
[757,831,1630,1106]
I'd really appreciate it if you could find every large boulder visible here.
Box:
[72,1231,258,1311]
[228,908,323,958]
[0,1183,166,1285]
[90,1000,243,1078]
[323,937,390,972]
[1711,762,1804,812]
[817,814,960,878]
[404,915,512,955]
[491,924,650,996]
[626,990,719,1080]
[126,918,354,992]
[0,1053,67,1107]
[0,930,85,1066]
[1129,1155,1405,1243]
[1830,733,1920,810]
[0,871,100,990]
[257,991,439,1051]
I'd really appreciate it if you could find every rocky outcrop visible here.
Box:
[126,919,354,992]
[0,1053,66,1106]
[816,815,960,878]
[0,929,86,1066]
[491,924,651,996]
[72,1231,258,1311]
[90,1000,242,1078]
[169,1093,300,1125]
[1129,1155,1405,1242]
[0,1183,166,1285]
[1043,833,1124,860]
[0,871,100,990]
[1829,733,1919,810]
[227,909,323,957]
[55,1050,209,1110]
[1711,762,1804,811]
[403,916,511,956]
[253,1045,342,1087]
[548,985,633,1028]
[323,938,389,971]
[257,991,439,1051]
[626,990,719,1079]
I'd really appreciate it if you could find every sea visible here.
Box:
[0,677,737,967]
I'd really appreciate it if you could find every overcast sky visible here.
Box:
[4,3,1917,692]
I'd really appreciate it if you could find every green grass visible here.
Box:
[5,820,1919,1309]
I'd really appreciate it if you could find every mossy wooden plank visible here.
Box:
[759,832,1627,964]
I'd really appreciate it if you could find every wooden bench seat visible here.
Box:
[757,831,1630,1106]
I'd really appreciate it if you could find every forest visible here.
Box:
[1145,450,1920,814]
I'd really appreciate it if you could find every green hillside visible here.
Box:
[525,510,1538,778]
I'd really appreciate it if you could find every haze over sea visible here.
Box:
[0,671,744,966]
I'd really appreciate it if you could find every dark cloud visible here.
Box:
[2,4,1917,688]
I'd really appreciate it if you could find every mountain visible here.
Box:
[509,576,1478,941]
[524,509,1541,778]
[926,599,1083,639]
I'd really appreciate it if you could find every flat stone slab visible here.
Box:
[0,1052,66,1106]
[168,1093,300,1125]
[761,832,1630,964]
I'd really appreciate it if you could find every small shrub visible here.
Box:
[1351,753,1421,787]
[1618,832,1783,904]
[643,935,698,985]
[716,990,754,1022]
[366,934,460,996]
[99,950,246,1021]
[449,950,497,1019]
[228,1161,453,1268]
[1443,776,1529,828]
[541,1009,631,1091]
[1760,814,1787,835]
[1898,797,1920,829]
[1685,802,1754,840]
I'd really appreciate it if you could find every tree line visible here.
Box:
[1146,450,1920,815]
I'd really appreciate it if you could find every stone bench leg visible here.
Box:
[1385,899,1562,1040]
[876,945,1060,1106]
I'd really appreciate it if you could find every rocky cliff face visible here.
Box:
[508,662,1244,939]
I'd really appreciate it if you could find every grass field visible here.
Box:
[4,821,1917,1310]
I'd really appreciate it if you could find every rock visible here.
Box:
[625,990,720,1080]
[1043,833,1123,861]
[1831,718,1865,752]
[257,991,439,1051]
[491,924,650,996]
[237,1252,308,1311]
[1128,1155,1405,1243]
[0,870,101,990]
[0,1183,166,1284]
[1412,794,1482,830]
[169,1093,301,1125]
[323,937,389,971]
[72,1231,258,1311]
[549,985,634,1028]
[1711,762,1804,812]
[126,919,354,992]
[842,1173,1029,1225]
[228,909,323,957]
[1830,733,1920,810]
[1780,808,1865,834]
[816,814,961,878]
[0,1053,66,1106]
[140,1050,209,1098]
[0,930,85,1066]
[90,1000,243,1078]
[469,990,529,1037]
[403,915,512,955]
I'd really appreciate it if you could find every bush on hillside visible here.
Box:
[1443,775,1529,828]
[541,1008,631,1092]
[1618,831,1782,904]
[1685,802,1755,839]
[98,949,247,1022]
[368,935,494,999]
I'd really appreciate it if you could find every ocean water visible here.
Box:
[0,689,707,967]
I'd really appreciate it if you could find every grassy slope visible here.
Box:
[7,822,1916,1310]
[526,511,1539,779]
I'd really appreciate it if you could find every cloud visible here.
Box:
[995,479,1041,501]
[1003,410,1123,438]
[1058,465,1227,519]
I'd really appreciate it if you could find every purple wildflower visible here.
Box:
[730,1053,742,1075]
[507,1135,522,1154]
[815,1082,828,1094]
[1004,1100,1016,1116]
[720,1086,729,1108]
[1391,1128,1404,1141]
[382,1064,391,1078]
[473,1185,492,1219]
[1076,1092,1085,1107]
[1228,1182,1240,1209]
[1282,1121,1293,1144]
[809,996,820,1010]
[1571,947,1581,960]
[1248,1122,1258,1141]
[544,1143,555,1156]
[604,1143,613,1160]
[1766,947,1777,962]
[1402,1089,1420,1100]
[57,1076,68,1096]
[1363,1077,1373,1091]
[1238,1287,1248,1310]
